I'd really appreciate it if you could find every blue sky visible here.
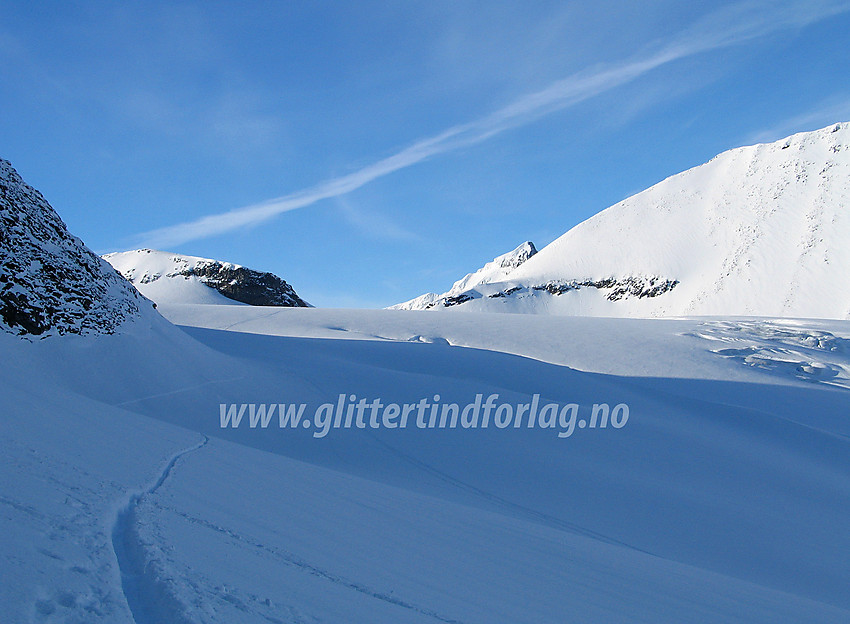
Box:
[2,1,849,307]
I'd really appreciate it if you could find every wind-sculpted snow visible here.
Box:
[0,159,154,336]
[686,319,850,388]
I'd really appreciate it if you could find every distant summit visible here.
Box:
[104,249,311,307]
[0,159,154,337]
[393,123,850,319]
[390,241,537,310]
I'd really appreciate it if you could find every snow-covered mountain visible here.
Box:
[104,249,310,307]
[390,241,537,310]
[396,123,850,319]
[0,159,155,337]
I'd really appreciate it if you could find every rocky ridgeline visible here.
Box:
[431,276,678,308]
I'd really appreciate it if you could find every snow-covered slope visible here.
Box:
[390,241,537,310]
[6,301,848,623]
[397,123,850,318]
[104,248,310,307]
[0,159,156,336]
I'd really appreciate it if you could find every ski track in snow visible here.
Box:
[364,430,657,556]
[158,502,468,624]
[111,435,209,624]
[219,308,289,332]
[113,376,249,408]
[110,435,466,623]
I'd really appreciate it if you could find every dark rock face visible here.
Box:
[439,293,475,308]
[0,159,151,337]
[427,275,678,309]
[488,286,522,299]
[183,261,310,307]
[530,276,679,301]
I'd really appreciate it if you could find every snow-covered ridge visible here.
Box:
[0,159,154,337]
[396,122,850,319]
[104,249,310,307]
[390,241,537,310]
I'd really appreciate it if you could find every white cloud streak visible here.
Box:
[334,196,420,242]
[744,96,850,144]
[134,0,850,249]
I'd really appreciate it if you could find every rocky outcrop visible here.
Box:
[0,159,152,337]
[432,276,679,308]
[177,259,309,307]
[529,276,679,301]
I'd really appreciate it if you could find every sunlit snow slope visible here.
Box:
[398,123,850,318]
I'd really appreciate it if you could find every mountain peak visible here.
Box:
[389,241,537,310]
[392,122,850,318]
[499,241,537,269]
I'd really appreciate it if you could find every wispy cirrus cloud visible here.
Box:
[744,96,850,145]
[133,0,850,249]
[334,196,420,243]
